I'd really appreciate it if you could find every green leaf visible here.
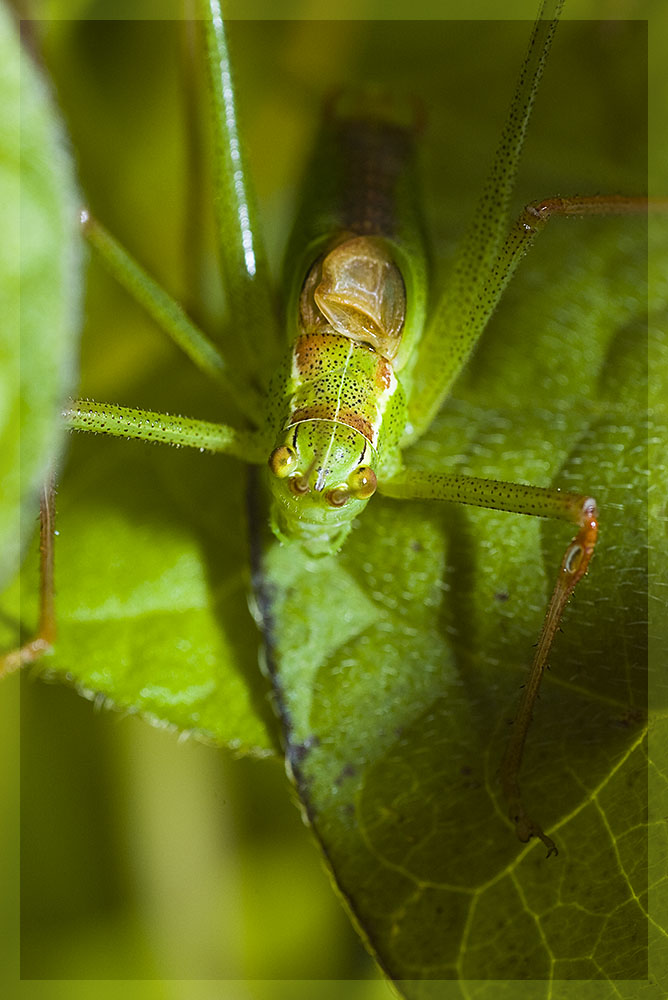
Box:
[260,212,656,989]
[251,18,663,995]
[9,11,665,992]
[8,15,276,753]
[0,4,82,598]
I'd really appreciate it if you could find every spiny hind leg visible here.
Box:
[379,469,599,855]
[498,496,598,857]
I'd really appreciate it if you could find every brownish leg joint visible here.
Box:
[0,480,57,678]
[520,194,650,235]
[499,497,599,858]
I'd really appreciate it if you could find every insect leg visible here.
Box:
[82,213,264,424]
[0,403,269,673]
[407,189,653,441]
[1,479,57,675]
[406,2,563,442]
[379,469,600,855]
[63,399,270,461]
[498,500,597,858]
[199,0,281,371]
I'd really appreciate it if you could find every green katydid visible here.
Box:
[6,0,652,883]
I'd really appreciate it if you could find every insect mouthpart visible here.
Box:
[288,474,310,496]
[272,504,354,556]
[326,485,350,507]
[314,466,330,492]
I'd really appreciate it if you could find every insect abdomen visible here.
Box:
[332,107,416,238]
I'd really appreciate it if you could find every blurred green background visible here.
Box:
[3,0,665,996]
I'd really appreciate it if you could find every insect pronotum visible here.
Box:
[5,0,652,875]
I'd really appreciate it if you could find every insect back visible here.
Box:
[266,91,428,554]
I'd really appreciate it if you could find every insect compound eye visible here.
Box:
[348,465,377,500]
[268,445,298,479]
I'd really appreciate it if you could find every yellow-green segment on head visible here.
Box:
[269,420,377,554]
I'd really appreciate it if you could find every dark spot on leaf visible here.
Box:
[335,762,357,785]
[611,708,645,729]
[289,734,320,765]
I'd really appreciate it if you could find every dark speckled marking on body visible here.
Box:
[288,332,398,448]
[290,405,375,443]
